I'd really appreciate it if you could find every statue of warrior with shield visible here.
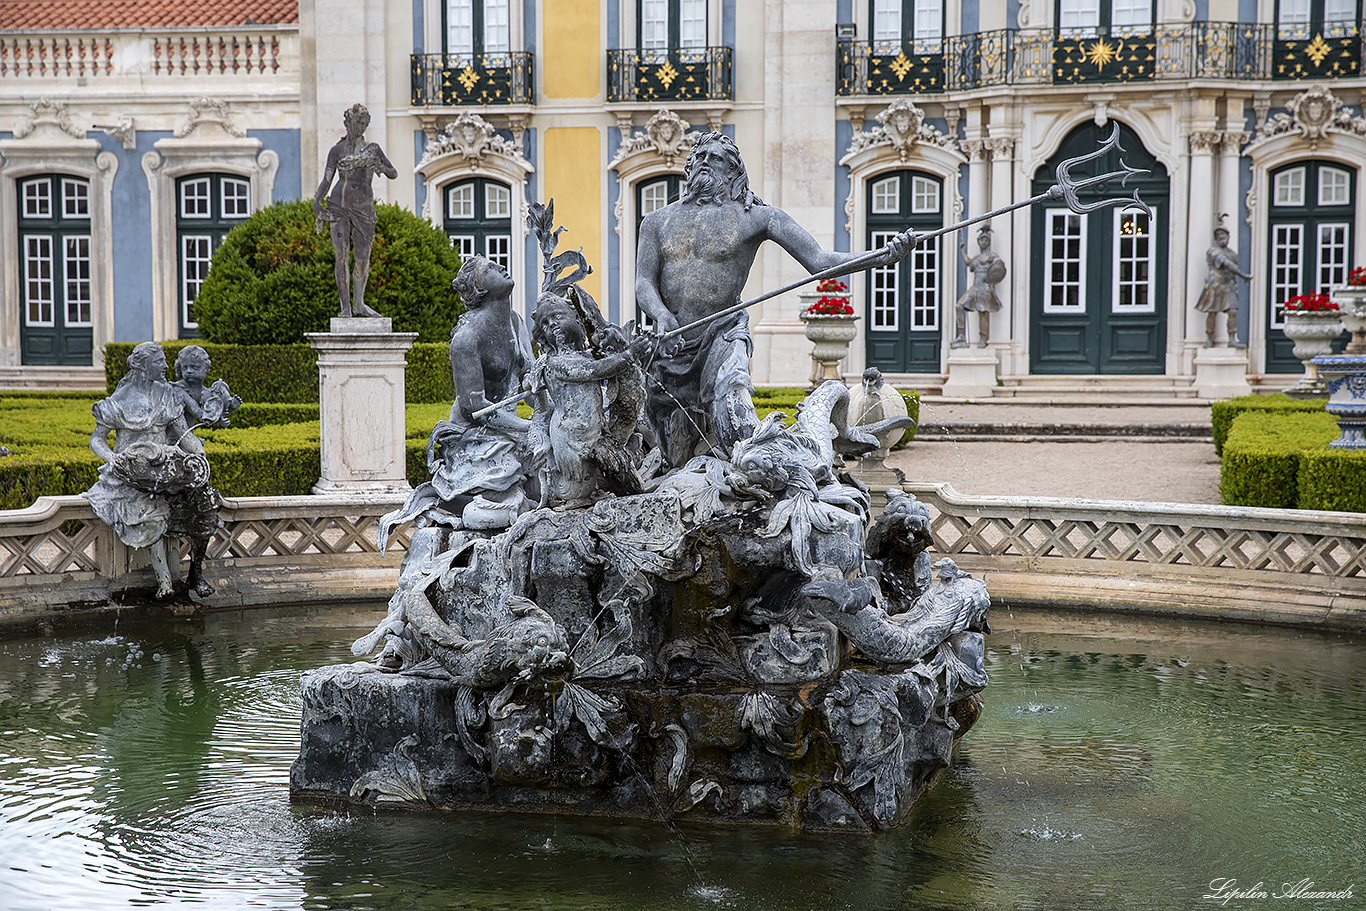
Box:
[951,225,1007,349]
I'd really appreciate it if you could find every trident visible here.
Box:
[472,126,1149,420]
[661,124,1152,342]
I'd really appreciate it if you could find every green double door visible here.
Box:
[1029,122,1169,375]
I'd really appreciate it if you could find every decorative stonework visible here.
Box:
[846,100,954,162]
[1189,131,1222,154]
[175,97,245,139]
[13,98,85,140]
[610,109,697,169]
[417,112,527,171]
[984,137,1015,160]
[960,139,986,162]
[1252,85,1366,147]
[1221,131,1250,154]
[92,116,136,151]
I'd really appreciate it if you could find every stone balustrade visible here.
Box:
[4,485,1366,632]
[0,27,299,80]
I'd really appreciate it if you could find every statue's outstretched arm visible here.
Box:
[766,208,913,276]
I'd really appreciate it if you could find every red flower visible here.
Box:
[806,295,854,316]
[815,278,849,293]
[1282,293,1338,312]
[1348,266,1366,287]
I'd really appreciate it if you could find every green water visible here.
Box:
[0,605,1361,911]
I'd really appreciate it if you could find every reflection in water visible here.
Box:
[0,606,1362,910]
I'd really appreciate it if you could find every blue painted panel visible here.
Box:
[963,0,979,33]
[251,129,302,201]
[414,130,428,212]
[1007,0,1020,29]
[522,127,538,320]
[102,131,159,341]
[1238,0,1255,23]
[723,0,735,48]
[835,119,852,253]
[525,0,536,55]
[1196,0,1209,21]
[413,0,424,52]
[837,0,852,24]
[607,125,621,324]
[608,0,619,51]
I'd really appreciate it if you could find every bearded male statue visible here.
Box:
[635,131,915,468]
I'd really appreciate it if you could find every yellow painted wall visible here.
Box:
[543,127,602,303]
[542,0,600,99]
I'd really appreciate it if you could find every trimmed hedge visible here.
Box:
[192,200,464,345]
[1210,393,1328,456]
[103,341,455,403]
[1218,410,1361,510]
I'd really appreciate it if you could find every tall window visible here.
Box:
[1055,0,1154,37]
[18,175,93,365]
[1277,0,1362,38]
[445,0,511,58]
[640,0,707,58]
[176,174,251,337]
[444,178,513,271]
[870,0,944,54]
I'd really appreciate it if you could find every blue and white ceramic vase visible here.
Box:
[1310,353,1366,449]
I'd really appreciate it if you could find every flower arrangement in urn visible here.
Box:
[1281,290,1345,397]
[1283,292,1338,312]
[1335,267,1366,354]
[804,279,854,316]
[1348,266,1366,287]
[799,279,858,387]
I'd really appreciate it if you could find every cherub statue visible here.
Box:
[527,292,655,508]
[86,342,220,599]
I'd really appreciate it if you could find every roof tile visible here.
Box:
[0,1,299,31]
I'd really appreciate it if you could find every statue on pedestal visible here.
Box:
[1195,221,1253,348]
[85,342,231,599]
[951,226,1005,349]
[634,130,914,468]
[314,103,398,318]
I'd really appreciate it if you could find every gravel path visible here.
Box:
[885,438,1224,505]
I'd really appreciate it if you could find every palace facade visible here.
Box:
[3,1,1364,396]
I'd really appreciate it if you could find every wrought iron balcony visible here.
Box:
[607,46,733,103]
[837,21,1364,95]
[410,52,534,106]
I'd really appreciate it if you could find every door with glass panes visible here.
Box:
[864,170,943,373]
[1265,160,1355,373]
[17,175,93,365]
[1029,121,1168,374]
[444,178,512,272]
[177,173,251,338]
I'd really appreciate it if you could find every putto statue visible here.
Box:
[85,342,237,599]
[635,130,914,467]
[314,102,398,318]
[951,225,1006,349]
[1195,220,1253,348]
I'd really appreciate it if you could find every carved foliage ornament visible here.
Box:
[13,98,86,140]
[846,100,954,162]
[611,108,698,169]
[419,111,525,170]
[176,97,245,139]
[1254,85,1366,145]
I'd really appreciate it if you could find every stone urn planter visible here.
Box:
[1332,286,1366,355]
[1282,309,1344,397]
[1310,354,1366,449]
[799,288,858,387]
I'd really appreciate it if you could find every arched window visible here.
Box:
[176,173,252,337]
[1265,160,1356,372]
[17,175,92,365]
[443,177,512,271]
[865,170,943,373]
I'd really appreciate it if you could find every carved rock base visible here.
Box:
[290,662,978,832]
[1193,346,1252,400]
[940,348,999,399]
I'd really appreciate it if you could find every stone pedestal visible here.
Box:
[940,348,998,399]
[1193,347,1251,400]
[306,318,418,496]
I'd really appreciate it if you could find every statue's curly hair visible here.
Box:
[682,131,765,211]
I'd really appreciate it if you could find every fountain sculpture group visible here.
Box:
[290,133,993,832]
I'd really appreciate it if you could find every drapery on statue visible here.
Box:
[314,103,398,318]
[86,342,230,599]
[634,130,914,468]
[1195,220,1253,348]
[951,225,1006,349]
